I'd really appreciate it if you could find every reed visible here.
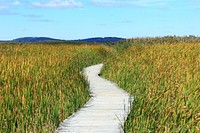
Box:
[102,43,200,132]
[0,44,112,132]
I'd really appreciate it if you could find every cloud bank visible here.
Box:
[32,0,83,8]
[0,1,21,15]
[91,0,170,7]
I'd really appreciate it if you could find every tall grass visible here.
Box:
[1,42,199,132]
[0,44,112,132]
[102,44,200,132]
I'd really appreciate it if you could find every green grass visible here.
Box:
[0,44,112,132]
[1,41,199,133]
[102,43,200,132]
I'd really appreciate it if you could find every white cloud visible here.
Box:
[12,1,21,6]
[0,5,7,9]
[29,18,55,23]
[0,1,22,16]
[32,0,83,8]
[0,1,22,9]
[0,9,18,15]
[0,0,22,6]
[91,0,117,6]
[22,14,42,18]
[91,0,170,7]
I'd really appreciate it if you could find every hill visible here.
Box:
[12,37,65,43]
[0,37,124,43]
[71,37,125,43]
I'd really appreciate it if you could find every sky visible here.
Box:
[0,0,200,40]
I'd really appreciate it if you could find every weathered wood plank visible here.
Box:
[56,64,134,133]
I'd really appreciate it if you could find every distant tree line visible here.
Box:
[119,35,200,45]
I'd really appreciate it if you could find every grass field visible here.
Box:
[0,41,199,132]
[0,44,112,132]
[102,43,200,132]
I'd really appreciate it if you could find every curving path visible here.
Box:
[56,64,134,133]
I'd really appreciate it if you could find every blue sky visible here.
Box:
[0,0,200,40]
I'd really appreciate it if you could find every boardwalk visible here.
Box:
[56,64,134,133]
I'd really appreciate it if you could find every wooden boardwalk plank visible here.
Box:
[56,64,134,133]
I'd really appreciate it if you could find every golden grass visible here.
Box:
[0,44,112,132]
[102,44,200,132]
[1,42,199,132]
